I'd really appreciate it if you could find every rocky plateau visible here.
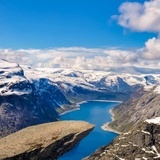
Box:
[0,121,94,160]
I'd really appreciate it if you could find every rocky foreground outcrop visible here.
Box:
[0,121,94,160]
[84,117,160,160]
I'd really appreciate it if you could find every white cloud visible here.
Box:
[116,0,160,32]
[0,46,160,73]
[110,0,160,70]
[142,37,160,60]
[104,50,138,63]
[0,47,140,69]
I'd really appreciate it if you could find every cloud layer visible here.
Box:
[116,0,160,33]
[0,44,160,73]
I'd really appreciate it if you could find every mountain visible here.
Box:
[1,59,160,138]
[0,121,94,160]
[108,86,160,133]
[84,117,160,160]
[27,67,160,102]
[0,60,73,138]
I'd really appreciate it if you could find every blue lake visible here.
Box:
[59,101,119,160]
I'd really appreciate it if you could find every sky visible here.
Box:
[0,0,160,72]
[0,0,156,49]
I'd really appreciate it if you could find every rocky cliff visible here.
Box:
[84,117,160,160]
[108,86,160,133]
[0,121,94,160]
[0,60,74,138]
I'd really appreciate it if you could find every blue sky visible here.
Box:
[0,0,156,49]
[1,0,160,72]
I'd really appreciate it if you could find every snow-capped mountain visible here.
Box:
[27,67,160,101]
[0,59,160,137]
[0,59,32,96]
[33,67,160,90]
[0,60,72,137]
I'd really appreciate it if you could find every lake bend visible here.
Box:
[59,100,120,160]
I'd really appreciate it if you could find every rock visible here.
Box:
[0,60,73,138]
[0,121,94,160]
[108,87,160,133]
[83,117,160,160]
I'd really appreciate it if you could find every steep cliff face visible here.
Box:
[109,86,160,133]
[0,121,94,160]
[0,60,72,138]
[84,117,160,160]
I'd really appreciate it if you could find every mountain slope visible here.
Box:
[0,60,72,138]
[108,86,160,133]
[84,117,160,160]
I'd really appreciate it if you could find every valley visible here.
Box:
[0,59,160,159]
[59,101,119,160]
[1,0,160,159]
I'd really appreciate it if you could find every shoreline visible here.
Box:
[110,109,115,121]
[76,99,122,106]
[60,99,122,116]
[101,108,122,135]
[60,99,122,135]
[59,108,80,115]
[101,123,121,134]
[91,99,122,103]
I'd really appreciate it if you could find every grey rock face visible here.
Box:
[0,121,94,160]
[109,87,160,133]
[0,60,72,138]
[84,117,160,160]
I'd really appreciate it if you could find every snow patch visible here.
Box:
[142,148,155,154]
[145,117,160,125]
[154,86,160,94]
[152,145,160,158]
[141,130,150,135]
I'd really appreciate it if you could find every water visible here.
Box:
[59,101,119,160]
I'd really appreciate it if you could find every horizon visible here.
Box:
[0,0,160,72]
